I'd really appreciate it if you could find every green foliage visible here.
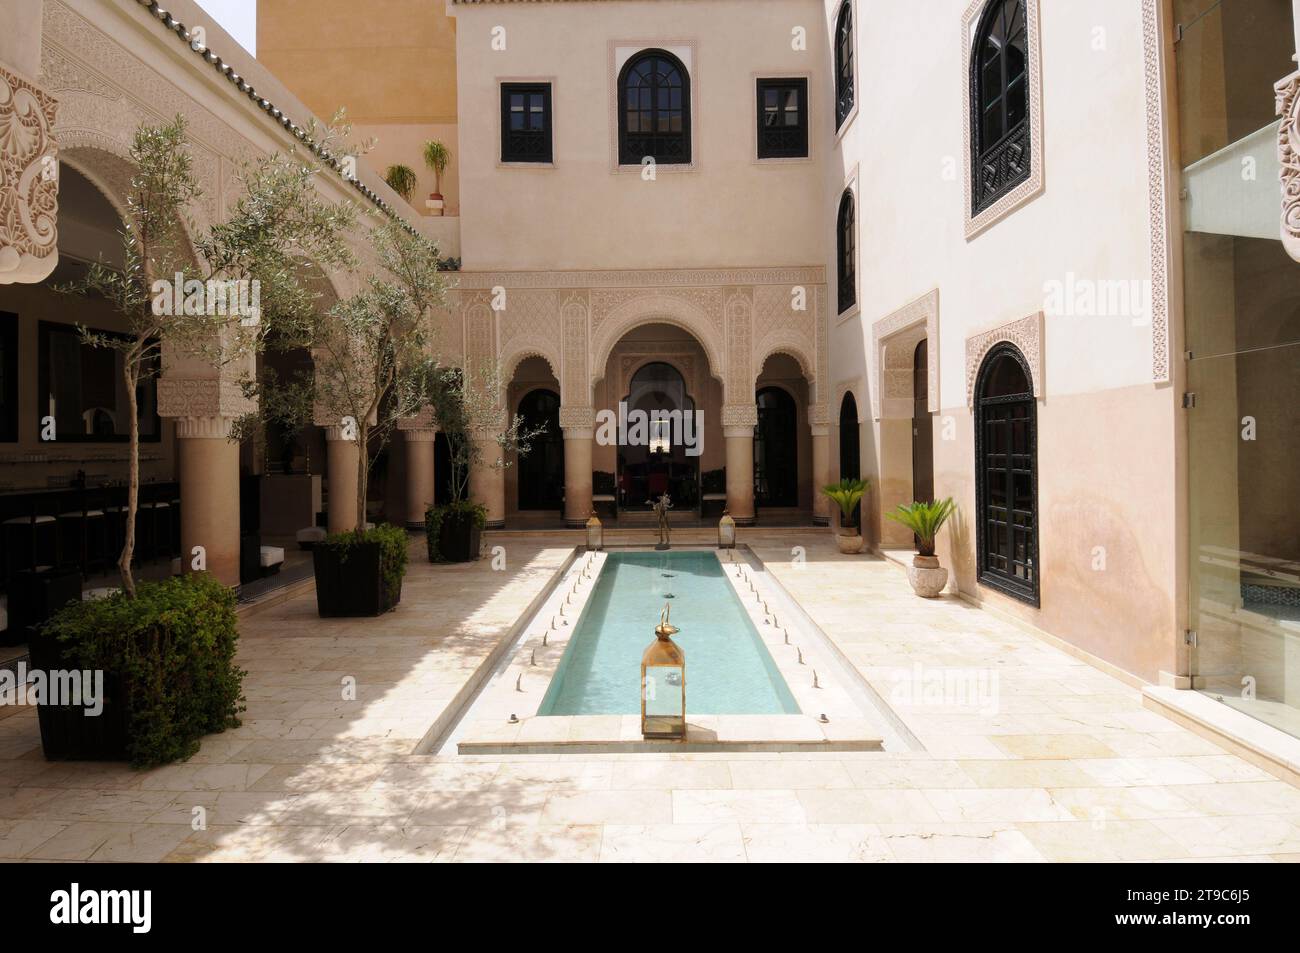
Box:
[885,497,957,557]
[321,523,410,604]
[424,500,487,562]
[42,574,245,768]
[422,363,544,505]
[820,477,870,529]
[308,220,449,532]
[422,140,451,184]
[54,113,357,597]
[383,164,419,202]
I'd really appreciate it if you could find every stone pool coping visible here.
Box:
[452,546,885,755]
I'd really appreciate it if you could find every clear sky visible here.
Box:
[195,0,257,57]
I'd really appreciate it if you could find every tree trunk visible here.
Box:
[354,421,369,534]
[119,345,141,599]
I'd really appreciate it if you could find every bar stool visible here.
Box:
[56,494,110,578]
[3,513,59,583]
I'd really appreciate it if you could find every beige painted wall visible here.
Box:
[258,0,462,217]
[452,0,825,271]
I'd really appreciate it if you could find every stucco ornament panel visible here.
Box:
[965,311,1044,406]
[157,378,254,422]
[871,289,939,420]
[590,292,726,387]
[725,290,753,404]
[0,64,59,285]
[499,288,560,382]
[1275,68,1300,263]
[560,293,590,408]
[1141,0,1172,384]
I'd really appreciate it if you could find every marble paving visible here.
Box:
[2,529,1299,862]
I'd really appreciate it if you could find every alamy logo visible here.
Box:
[151,272,261,326]
[50,883,151,934]
[594,402,704,457]
[1042,272,1151,325]
[0,664,103,716]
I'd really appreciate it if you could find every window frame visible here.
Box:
[37,320,162,445]
[836,188,857,317]
[834,1,856,132]
[969,0,1031,217]
[500,81,554,165]
[616,48,693,167]
[973,341,1039,606]
[755,77,810,160]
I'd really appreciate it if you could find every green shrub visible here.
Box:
[424,500,487,562]
[321,523,410,604]
[885,498,956,557]
[820,477,870,530]
[42,573,246,768]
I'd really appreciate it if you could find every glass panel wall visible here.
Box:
[1178,0,1300,737]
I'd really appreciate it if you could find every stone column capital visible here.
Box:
[397,407,438,433]
[402,428,439,442]
[172,415,239,440]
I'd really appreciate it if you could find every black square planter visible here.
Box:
[437,515,482,563]
[3,567,82,646]
[27,622,129,761]
[312,541,401,617]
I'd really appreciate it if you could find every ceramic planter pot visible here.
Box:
[836,533,864,555]
[907,554,949,597]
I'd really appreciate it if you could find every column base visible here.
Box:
[564,518,589,529]
[733,516,756,528]
[812,516,830,527]
[484,519,505,530]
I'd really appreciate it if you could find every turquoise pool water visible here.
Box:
[538,551,800,716]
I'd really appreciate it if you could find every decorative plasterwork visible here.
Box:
[833,380,867,424]
[721,404,759,429]
[1274,68,1300,262]
[157,378,254,423]
[589,292,726,388]
[558,406,595,431]
[607,38,699,173]
[0,64,59,285]
[965,311,1044,407]
[1141,0,1173,384]
[871,289,939,421]
[451,266,825,290]
[397,407,438,434]
[961,0,1045,240]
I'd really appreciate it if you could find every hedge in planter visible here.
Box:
[425,500,486,563]
[313,523,410,617]
[36,573,245,767]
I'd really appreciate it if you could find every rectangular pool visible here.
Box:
[538,551,800,716]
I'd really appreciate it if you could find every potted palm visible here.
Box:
[820,478,870,554]
[886,498,956,597]
[422,140,451,215]
[383,164,418,203]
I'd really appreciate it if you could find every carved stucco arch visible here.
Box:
[503,347,560,384]
[964,310,1044,407]
[590,294,725,393]
[756,340,817,391]
[833,380,867,425]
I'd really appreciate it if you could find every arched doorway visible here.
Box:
[912,340,934,504]
[755,386,798,507]
[516,389,563,510]
[618,362,699,511]
[974,343,1038,605]
[839,392,861,527]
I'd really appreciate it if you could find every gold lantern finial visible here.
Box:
[655,603,679,639]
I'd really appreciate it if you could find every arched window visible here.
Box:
[834,2,855,128]
[971,0,1030,215]
[974,342,1038,605]
[836,189,856,314]
[618,49,691,165]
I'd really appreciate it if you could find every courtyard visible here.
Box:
[3,529,1298,864]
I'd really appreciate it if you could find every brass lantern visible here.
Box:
[641,604,686,739]
[586,509,603,551]
[718,508,736,549]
